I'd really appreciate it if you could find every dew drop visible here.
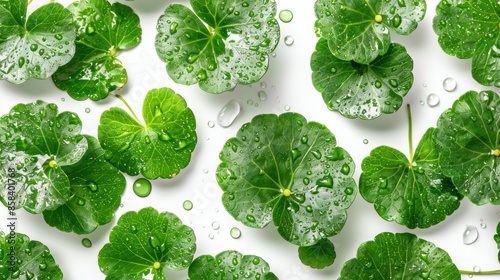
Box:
[170,22,178,34]
[480,222,487,229]
[149,236,160,249]
[230,227,241,239]
[419,100,425,105]
[30,44,38,51]
[379,177,388,189]
[76,197,85,206]
[363,139,369,144]
[260,82,267,88]
[85,108,91,113]
[81,238,92,248]
[207,120,215,128]
[217,100,241,127]
[39,262,47,270]
[340,164,350,175]
[426,93,440,107]
[284,105,291,111]
[212,221,220,230]
[208,233,214,239]
[392,15,402,27]
[133,178,152,198]
[86,180,98,192]
[258,90,267,101]
[183,200,193,211]
[284,35,294,46]
[279,9,293,23]
[463,225,479,245]
[246,215,256,223]
[443,77,457,92]
[61,98,65,102]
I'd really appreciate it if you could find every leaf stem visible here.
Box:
[114,94,144,126]
[459,269,500,275]
[407,104,413,163]
[27,0,34,5]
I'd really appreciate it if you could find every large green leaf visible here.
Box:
[311,39,413,119]
[42,135,126,234]
[314,0,425,64]
[0,231,63,279]
[52,0,142,101]
[339,232,460,279]
[98,88,197,179]
[433,0,500,87]
[0,101,87,213]
[298,238,336,269]
[188,250,278,280]
[434,90,500,205]
[155,0,279,94]
[216,113,356,246]
[0,1,76,84]
[98,207,196,280]
[360,128,461,228]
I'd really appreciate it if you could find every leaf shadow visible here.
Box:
[1,79,65,101]
[120,0,172,14]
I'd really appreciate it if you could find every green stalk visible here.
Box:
[407,104,413,163]
[459,269,500,275]
[114,94,144,126]
[27,0,34,5]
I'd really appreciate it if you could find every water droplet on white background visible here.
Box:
[260,82,267,88]
[208,233,214,239]
[230,227,241,239]
[473,265,481,273]
[284,105,291,111]
[443,77,457,92]
[207,121,215,128]
[284,36,294,46]
[258,91,267,101]
[426,93,440,107]
[217,100,240,127]
[463,225,479,245]
[211,221,220,230]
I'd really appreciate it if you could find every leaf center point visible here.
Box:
[493,149,500,157]
[283,188,291,197]
[153,261,161,270]
[49,160,56,168]
[375,15,383,23]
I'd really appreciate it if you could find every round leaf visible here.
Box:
[0,1,76,84]
[360,128,462,228]
[495,221,500,262]
[155,0,279,94]
[0,101,87,213]
[42,135,126,234]
[52,0,142,101]
[1,231,63,279]
[216,113,356,246]
[434,90,500,205]
[311,39,413,119]
[188,250,278,280]
[98,207,196,279]
[298,239,336,269]
[339,232,460,279]
[314,0,425,64]
[98,88,197,179]
[433,0,500,87]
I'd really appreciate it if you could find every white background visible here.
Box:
[2,0,500,279]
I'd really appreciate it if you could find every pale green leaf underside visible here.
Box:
[43,135,126,234]
[360,128,461,229]
[0,1,75,84]
[311,39,413,119]
[433,0,500,87]
[98,88,197,179]
[0,101,87,213]
[155,0,279,94]
[98,207,196,279]
[314,0,425,64]
[188,250,277,280]
[339,232,460,280]
[216,113,356,246]
[434,90,500,205]
[1,231,63,279]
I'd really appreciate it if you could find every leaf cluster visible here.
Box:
[311,0,426,119]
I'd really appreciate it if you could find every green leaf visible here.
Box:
[434,90,500,205]
[339,232,460,279]
[311,39,413,119]
[314,0,425,64]
[52,0,141,101]
[98,207,196,280]
[155,0,280,94]
[216,112,356,246]
[360,128,462,228]
[433,0,500,87]
[298,239,336,269]
[495,221,500,262]
[42,135,126,234]
[0,1,76,84]
[98,88,197,179]
[188,250,278,280]
[0,101,87,213]
[1,231,63,279]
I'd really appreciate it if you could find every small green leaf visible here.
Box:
[0,101,87,213]
[495,221,500,262]
[1,231,63,279]
[0,1,76,84]
[216,112,356,246]
[339,232,460,280]
[298,239,336,269]
[52,0,142,101]
[360,128,462,228]
[434,90,500,205]
[98,88,197,179]
[433,0,500,87]
[314,0,425,64]
[98,207,196,279]
[155,0,280,94]
[42,135,126,234]
[188,250,278,280]
[311,39,413,119]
